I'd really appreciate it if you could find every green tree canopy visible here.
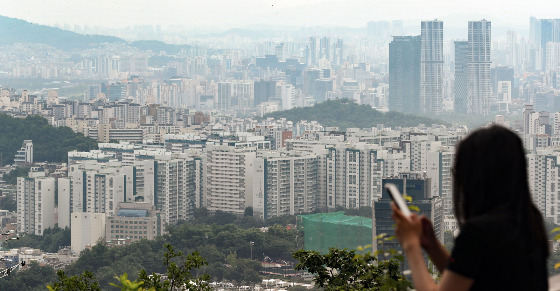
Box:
[263,99,448,130]
[0,114,98,165]
[293,248,412,290]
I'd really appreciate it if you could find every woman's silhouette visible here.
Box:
[392,125,549,290]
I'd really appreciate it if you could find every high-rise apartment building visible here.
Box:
[217,82,232,110]
[467,20,492,115]
[60,153,198,227]
[154,154,197,225]
[206,145,256,215]
[275,81,294,110]
[325,144,385,209]
[62,161,133,217]
[427,149,455,213]
[420,20,444,115]
[17,172,55,235]
[253,151,320,219]
[454,41,469,113]
[389,36,421,114]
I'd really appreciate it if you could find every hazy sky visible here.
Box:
[3,0,560,30]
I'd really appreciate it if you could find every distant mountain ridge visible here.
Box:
[263,99,449,129]
[0,15,125,50]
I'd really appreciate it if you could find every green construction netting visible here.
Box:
[299,212,373,254]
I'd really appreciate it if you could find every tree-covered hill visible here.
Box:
[0,114,98,165]
[0,15,124,50]
[264,99,449,129]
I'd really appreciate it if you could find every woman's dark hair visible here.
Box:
[452,125,549,256]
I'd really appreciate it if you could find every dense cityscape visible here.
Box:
[1,4,560,289]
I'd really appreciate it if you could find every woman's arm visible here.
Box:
[392,204,474,291]
[420,217,450,273]
[404,240,473,291]
[404,241,438,291]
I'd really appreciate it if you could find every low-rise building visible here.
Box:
[105,202,164,243]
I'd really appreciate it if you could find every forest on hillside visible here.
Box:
[264,99,448,129]
[0,114,98,165]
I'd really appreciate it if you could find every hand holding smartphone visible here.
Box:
[385,183,411,218]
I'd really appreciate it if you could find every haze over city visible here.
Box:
[3,0,560,31]
[1,0,560,289]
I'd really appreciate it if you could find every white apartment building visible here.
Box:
[253,151,320,219]
[427,148,455,213]
[17,172,55,235]
[528,152,549,219]
[71,212,106,253]
[276,81,294,110]
[60,161,134,219]
[380,151,411,178]
[527,149,560,224]
[325,143,385,209]
[206,145,256,215]
[133,160,156,205]
[14,140,33,165]
[402,134,441,172]
[496,81,512,113]
[61,150,199,228]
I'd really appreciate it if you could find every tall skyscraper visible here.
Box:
[320,37,330,61]
[539,19,560,71]
[454,41,469,113]
[333,39,344,66]
[529,18,560,71]
[308,37,317,66]
[420,20,444,115]
[530,17,541,45]
[389,36,421,114]
[467,20,492,115]
[540,19,560,70]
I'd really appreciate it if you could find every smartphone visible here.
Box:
[385,183,411,217]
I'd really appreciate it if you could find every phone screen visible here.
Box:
[385,183,411,217]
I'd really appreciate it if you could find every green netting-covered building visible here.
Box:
[299,212,373,254]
